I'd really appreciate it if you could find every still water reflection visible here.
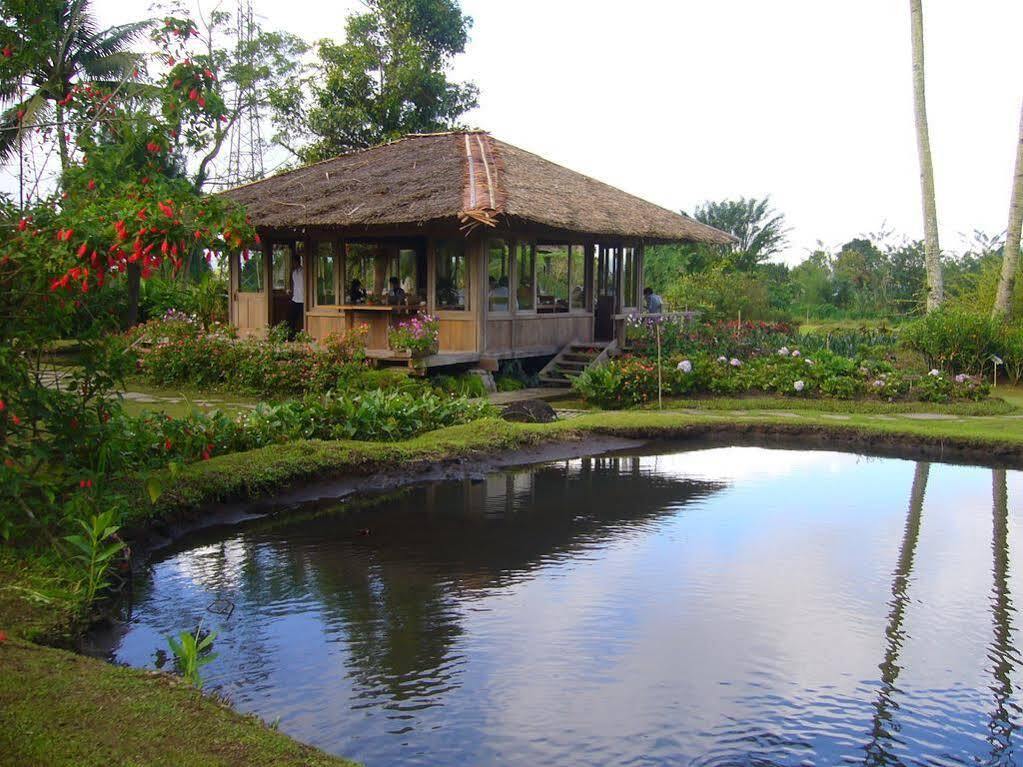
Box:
[101,446,1023,766]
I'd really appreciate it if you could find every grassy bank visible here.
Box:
[136,405,1023,526]
[6,403,1023,766]
[0,638,356,767]
[556,393,1015,416]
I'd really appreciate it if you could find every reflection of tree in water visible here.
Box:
[863,461,929,766]
[216,456,725,708]
[987,469,1020,763]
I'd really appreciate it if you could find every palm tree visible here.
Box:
[0,0,150,172]
[909,0,943,311]
[689,197,789,271]
[992,101,1023,319]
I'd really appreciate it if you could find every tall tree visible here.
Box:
[992,98,1023,319]
[299,0,478,161]
[689,196,789,271]
[0,0,150,172]
[909,0,943,311]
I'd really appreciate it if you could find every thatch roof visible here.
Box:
[221,131,735,245]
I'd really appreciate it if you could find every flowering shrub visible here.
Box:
[129,319,394,396]
[572,349,990,407]
[387,314,439,355]
[627,316,795,359]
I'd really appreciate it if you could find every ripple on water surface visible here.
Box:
[98,446,1023,766]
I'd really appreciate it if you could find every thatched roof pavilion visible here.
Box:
[222,131,733,373]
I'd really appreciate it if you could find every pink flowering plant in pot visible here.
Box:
[388,314,440,357]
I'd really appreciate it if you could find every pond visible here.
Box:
[94,445,1023,766]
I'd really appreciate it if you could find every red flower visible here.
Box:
[11,415,21,426]
[0,630,6,643]
[0,400,4,411]
[164,439,172,450]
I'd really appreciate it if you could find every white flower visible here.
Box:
[777,346,790,356]
[954,373,967,383]
[805,358,815,366]
[872,379,885,388]
[792,349,801,357]
[729,358,742,367]
[928,369,942,377]
[677,359,693,373]
[793,380,805,392]
[717,355,727,363]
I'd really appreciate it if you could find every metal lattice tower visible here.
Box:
[225,0,265,185]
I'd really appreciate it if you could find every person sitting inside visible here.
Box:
[643,286,663,315]
[386,276,407,305]
[349,278,367,304]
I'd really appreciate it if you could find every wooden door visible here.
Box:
[231,249,268,337]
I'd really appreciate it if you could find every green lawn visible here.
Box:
[0,638,356,767]
[117,379,260,418]
[797,318,900,333]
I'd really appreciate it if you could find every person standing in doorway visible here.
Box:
[643,286,663,315]
[289,254,304,337]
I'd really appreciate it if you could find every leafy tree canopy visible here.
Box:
[298,0,478,161]
[687,196,789,271]
[0,0,151,170]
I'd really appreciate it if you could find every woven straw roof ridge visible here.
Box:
[220,131,736,245]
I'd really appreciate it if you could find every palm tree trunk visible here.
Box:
[55,101,69,172]
[993,99,1023,319]
[909,0,943,311]
[126,263,141,327]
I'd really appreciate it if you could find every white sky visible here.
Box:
[79,1,1023,264]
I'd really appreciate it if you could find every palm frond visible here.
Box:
[82,19,154,62]
[80,51,142,80]
[0,95,53,163]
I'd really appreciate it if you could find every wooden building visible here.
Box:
[222,131,733,369]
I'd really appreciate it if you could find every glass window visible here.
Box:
[238,249,264,292]
[315,241,338,306]
[515,241,535,311]
[436,240,468,310]
[271,243,292,290]
[345,242,380,302]
[396,249,423,302]
[487,238,511,312]
[536,244,569,314]
[623,246,637,308]
[569,245,586,310]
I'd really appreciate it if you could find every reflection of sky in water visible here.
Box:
[101,447,1023,766]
